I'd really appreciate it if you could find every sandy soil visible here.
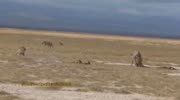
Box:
[0,83,172,100]
[0,28,180,100]
[0,28,180,44]
[94,60,180,70]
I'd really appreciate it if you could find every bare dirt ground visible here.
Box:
[0,28,180,100]
[0,83,171,100]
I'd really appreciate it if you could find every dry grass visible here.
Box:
[0,29,180,99]
[1,28,180,44]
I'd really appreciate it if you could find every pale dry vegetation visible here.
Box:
[0,29,180,100]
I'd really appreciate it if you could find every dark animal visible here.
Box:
[42,41,53,48]
[74,59,91,65]
[59,41,63,46]
[75,59,82,64]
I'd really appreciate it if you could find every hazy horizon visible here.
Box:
[0,0,180,39]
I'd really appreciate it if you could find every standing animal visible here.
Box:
[42,41,53,48]
[131,51,144,67]
[16,46,26,56]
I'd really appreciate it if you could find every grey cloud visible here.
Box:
[134,0,180,3]
[6,0,180,17]
[1,0,180,37]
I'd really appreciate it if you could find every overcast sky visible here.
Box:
[10,0,180,17]
[0,0,180,38]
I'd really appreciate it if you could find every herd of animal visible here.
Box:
[15,40,144,67]
[16,41,62,56]
[15,40,177,69]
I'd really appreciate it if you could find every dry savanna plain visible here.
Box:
[0,28,180,100]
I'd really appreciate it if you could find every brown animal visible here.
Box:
[76,59,82,64]
[84,61,91,65]
[74,59,91,65]
[42,41,53,48]
[16,46,26,56]
[131,51,144,67]
[59,41,63,46]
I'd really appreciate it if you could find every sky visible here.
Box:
[0,0,180,38]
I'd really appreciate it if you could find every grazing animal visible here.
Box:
[42,41,53,48]
[131,51,144,67]
[16,46,26,56]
